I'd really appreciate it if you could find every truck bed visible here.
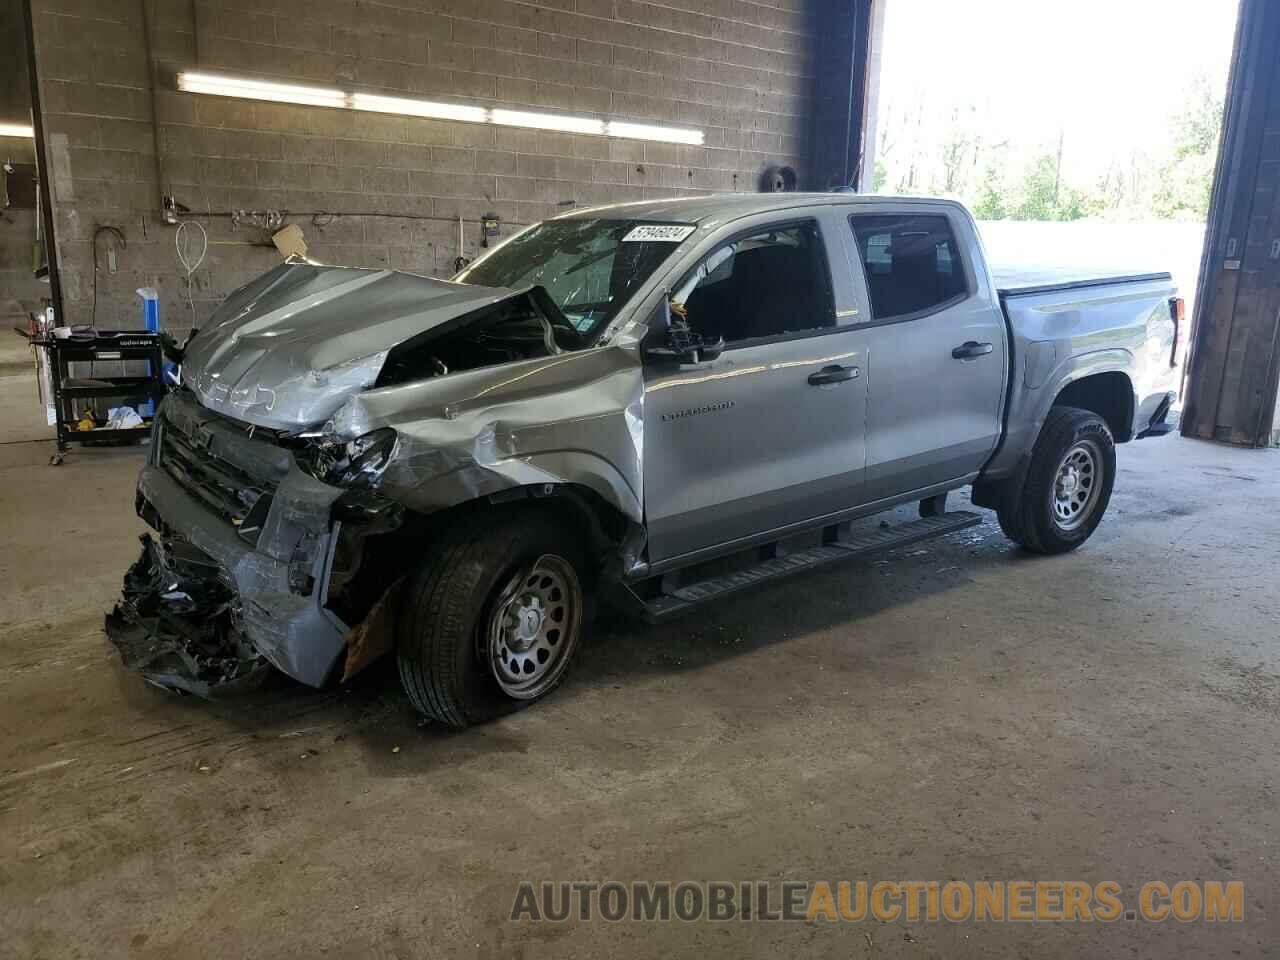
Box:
[991,265,1173,298]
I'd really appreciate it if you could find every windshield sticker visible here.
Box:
[622,225,696,243]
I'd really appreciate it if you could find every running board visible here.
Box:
[637,511,983,623]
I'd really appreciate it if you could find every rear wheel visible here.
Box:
[396,510,589,726]
[997,406,1116,554]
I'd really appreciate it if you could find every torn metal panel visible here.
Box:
[332,342,646,522]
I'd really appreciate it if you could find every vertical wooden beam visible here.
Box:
[1183,0,1280,446]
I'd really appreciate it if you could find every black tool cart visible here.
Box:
[29,330,166,465]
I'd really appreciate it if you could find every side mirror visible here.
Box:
[698,336,725,362]
[644,316,724,366]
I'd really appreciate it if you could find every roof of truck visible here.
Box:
[554,192,965,224]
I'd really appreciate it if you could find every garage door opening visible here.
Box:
[862,0,1239,403]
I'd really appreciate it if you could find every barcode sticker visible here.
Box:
[622,224,696,243]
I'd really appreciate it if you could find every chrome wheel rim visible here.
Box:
[1052,440,1103,531]
[486,554,581,700]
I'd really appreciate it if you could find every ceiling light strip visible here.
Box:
[491,108,605,135]
[176,71,703,146]
[351,93,487,124]
[178,72,346,108]
[0,122,35,138]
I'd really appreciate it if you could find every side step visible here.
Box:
[638,511,982,623]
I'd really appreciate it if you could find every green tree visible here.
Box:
[1153,75,1224,220]
[936,118,975,196]
[1007,152,1103,222]
[970,165,1008,219]
[1011,154,1060,220]
[871,160,888,192]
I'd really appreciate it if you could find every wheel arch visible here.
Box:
[1051,370,1136,442]
[387,479,634,569]
[973,367,1133,510]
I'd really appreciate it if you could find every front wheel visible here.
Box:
[997,406,1116,554]
[396,509,589,726]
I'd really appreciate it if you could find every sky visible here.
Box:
[873,0,1240,186]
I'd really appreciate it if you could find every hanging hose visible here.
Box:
[175,219,208,329]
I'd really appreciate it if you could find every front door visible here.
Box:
[642,218,869,564]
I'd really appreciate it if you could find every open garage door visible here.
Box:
[1182,0,1280,447]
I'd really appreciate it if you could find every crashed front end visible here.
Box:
[103,256,650,698]
[104,390,399,694]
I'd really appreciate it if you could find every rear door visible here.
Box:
[642,211,869,564]
[845,206,1008,501]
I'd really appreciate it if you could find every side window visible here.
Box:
[848,214,967,321]
[671,222,835,344]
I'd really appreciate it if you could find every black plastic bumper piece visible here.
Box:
[1137,394,1176,439]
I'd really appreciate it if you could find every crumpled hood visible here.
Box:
[181,261,515,431]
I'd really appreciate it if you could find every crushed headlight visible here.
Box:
[304,428,398,487]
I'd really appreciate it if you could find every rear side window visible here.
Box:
[672,221,835,344]
[849,214,967,321]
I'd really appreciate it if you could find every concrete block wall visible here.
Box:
[26,0,815,337]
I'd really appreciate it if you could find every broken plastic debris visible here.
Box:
[106,405,144,429]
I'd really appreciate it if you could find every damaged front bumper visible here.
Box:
[105,394,360,697]
[106,534,275,697]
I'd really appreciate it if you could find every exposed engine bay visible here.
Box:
[375,288,586,387]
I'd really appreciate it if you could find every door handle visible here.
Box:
[807,364,860,385]
[952,341,994,359]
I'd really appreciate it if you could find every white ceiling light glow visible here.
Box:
[490,109,605,135]
[175,71,704,146]
[605,120,704,145]
[0,123,35,138]
[177,72,346,109]
[351,93,487,124]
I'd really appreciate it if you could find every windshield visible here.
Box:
[454,219,691,337]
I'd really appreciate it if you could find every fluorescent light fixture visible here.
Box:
[177,71,345,109]
[176,70,704,145]
[606,120,703,145]
[0,123,34,138]
[491,108,605,135]
[351,93,486,124]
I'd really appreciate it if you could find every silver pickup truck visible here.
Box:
[107,194,1181,725]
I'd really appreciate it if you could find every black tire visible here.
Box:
[996,406,1116,554]
[760,164,798,192]
[396,508,589,726]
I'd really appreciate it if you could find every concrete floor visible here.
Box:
[1,427,1276,958]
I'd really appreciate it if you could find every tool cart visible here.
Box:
[28,329,166,465]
